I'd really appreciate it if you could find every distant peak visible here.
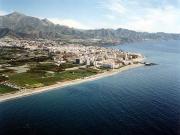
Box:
[7,11,25,17]
[42,18,50,22]
[42,18,53,24]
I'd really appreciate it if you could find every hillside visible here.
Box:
[1,12,180,44]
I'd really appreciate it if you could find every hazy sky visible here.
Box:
[1,0,180,33]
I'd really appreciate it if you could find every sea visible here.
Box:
[0,40,180,135]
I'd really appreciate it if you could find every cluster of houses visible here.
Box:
[0,37,143,69]
[51,45,143,69]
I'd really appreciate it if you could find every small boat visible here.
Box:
[144,62,158,66]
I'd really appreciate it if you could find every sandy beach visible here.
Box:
[0,63,144,103]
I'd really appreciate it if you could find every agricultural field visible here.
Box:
[0,84,18,94]
[8,68,99,89]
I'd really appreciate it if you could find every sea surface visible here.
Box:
[0,41,180,135]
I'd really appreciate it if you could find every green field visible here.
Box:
[8,68,99,88]
[28,62,80,73]
[0,84,18,94]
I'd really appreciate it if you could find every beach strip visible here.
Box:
[0,63,144,103]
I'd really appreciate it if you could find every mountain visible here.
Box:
[0,12,81,38]
[0,28,22,39]
[1,12,180,44]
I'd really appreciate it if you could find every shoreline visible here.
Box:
[0,63,144,103]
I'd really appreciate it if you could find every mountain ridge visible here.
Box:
[1,12,180,44]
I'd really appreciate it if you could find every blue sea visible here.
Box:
[0,41,180,135]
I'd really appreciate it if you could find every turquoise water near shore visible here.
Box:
[0,40,180,135]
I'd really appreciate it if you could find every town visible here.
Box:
[0,37,143,68]
[0,37,143,94]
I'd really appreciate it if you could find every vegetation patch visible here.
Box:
[8,68,99,88]
[59,62,80,69]
[0,68,15,74]
[28,63,63,73]
[0,84,18,94]
[0,75,9,83]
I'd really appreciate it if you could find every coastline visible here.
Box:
[0,63,144,103]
